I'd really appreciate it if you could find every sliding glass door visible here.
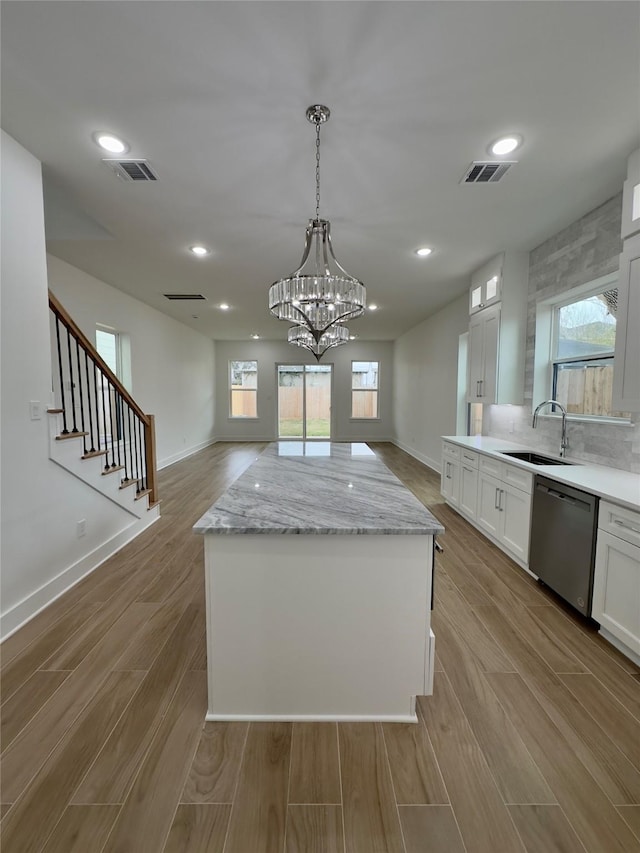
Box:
[277,364,332,439]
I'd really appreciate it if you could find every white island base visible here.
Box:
[204,534,435,723]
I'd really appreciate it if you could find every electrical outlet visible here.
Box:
[30,400,41,420]
[77,519,86,538]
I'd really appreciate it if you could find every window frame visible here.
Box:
[228,359,259,419]
[532,272,629,424]
[350,360,380,420]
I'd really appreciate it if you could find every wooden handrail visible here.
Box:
[48,289,158,505]
[49,290,149,425]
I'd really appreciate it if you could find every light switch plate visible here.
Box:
[30,401,41,420]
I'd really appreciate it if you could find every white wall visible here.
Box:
[393,294,469,470]
[47,255,216,469]
[1,131,150,639]
[214,339,394,442]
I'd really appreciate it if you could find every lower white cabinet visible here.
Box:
[442,441,532,566]
[477,470,532,562]
[592,501,640,658]
[441,443,461,508]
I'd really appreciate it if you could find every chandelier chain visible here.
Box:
[315,121,321,221]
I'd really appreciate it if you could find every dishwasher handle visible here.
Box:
[535,482,591,511]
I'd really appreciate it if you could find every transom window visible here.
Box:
[229,360,258,418]
[351,361,379,419]
[551,288,628,419]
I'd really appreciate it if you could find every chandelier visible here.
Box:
[269,105,366,360]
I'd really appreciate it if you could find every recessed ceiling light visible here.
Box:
[349,334,359,340]
[93,132,129,154]
[219,303,230,311]
[490,135,522,156]
[415,247,432,257]
[190,245,210,257]
[368,303,378,311]
[251,334,260,339]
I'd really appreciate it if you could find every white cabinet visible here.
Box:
[459,450,479,519]
[612,232,640,413]
[468,305,499,403]
[467,251,529,405]
[592,501,640,658]
[441,442,460,507]
[476,457,532,564]
[470,255,502,314]
[621,147,640,242]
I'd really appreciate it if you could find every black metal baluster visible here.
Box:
[65,327,78,433]
[84,351,96,453]
[126,405,134,485]
[133,412,140,491]
[94,362,102,458]
[139,420,147,491]
[107,380,117,469]
[54,316,69,434]
[115,396,124,477]
[100,367,110,470]
[75,339,87,454]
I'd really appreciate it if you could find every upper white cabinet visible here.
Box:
[469,255,502,314]
[613,148,640,413]
[467,252,529,405]
[621,148,640,242]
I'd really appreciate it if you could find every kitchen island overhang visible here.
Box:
[194,442,443,723]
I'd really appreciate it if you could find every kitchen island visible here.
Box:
[194,442,443,722]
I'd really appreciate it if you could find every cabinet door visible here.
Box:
[459,464,478,519]
[612,233,640,413]
[479,306,499,404]
[477,472,501,538]
[593,531,640,656]
[500,483,532,563]
[467,314,485,402]
[441,458,460,506]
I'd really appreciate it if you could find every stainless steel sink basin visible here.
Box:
[500,450,574,466]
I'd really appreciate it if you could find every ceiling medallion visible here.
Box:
[268,105,366,360]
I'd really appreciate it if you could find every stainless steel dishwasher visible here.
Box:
[529,475,599,617]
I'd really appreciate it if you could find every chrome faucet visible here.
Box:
[532,400,569,457]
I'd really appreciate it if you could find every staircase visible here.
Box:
[48,291,159,520]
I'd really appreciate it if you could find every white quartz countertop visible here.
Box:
[442,436,640,512]
[194,442,444,535]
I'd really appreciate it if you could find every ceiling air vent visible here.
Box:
[461,161,516,184]
[164,294,207,301]
[102,159,158,181]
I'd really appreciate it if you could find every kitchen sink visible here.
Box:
[499,450,574,466]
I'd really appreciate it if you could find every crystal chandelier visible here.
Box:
[269,105,366,360]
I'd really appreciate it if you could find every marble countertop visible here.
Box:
[442,436,640,512]
[194,442,444,535]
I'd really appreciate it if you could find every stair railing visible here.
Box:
[48,291,158,505]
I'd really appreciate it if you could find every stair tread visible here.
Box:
[82,450,107,459]
[101,465,125,475]
[56,431,89,441]
[119,478,139,490]
[47,408,64,414]
[134,489,152,501]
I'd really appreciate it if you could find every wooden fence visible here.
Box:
[556,365,618,416]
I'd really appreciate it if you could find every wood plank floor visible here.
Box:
[2,441,640,853]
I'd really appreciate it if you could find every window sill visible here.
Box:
[537,413,634,428]
[350,417,381,422]
[228,417,260,421]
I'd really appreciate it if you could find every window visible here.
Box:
[550,288,628,419]
[351,361,379,418]
[229,360,258,417]
[96,328,120,376]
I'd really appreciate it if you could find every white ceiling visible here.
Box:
[2,1,639,342]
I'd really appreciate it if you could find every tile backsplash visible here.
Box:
[483,405,640,473]
[483,193,640,473]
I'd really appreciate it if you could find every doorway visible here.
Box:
[277,364,332,439]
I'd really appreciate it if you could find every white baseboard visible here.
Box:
[157,437,217,470]
[598,627,640,667]
[391,438,440,473]
[205,712,418,723]
[0,510,160,642]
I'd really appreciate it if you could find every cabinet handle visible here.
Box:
[614,519,640,534]
[495,487,500,509]
[478,379,483,397]
[499,489,504,511]
[445,461,451,480]
[476,380,481,397]
[463,466,473,473]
